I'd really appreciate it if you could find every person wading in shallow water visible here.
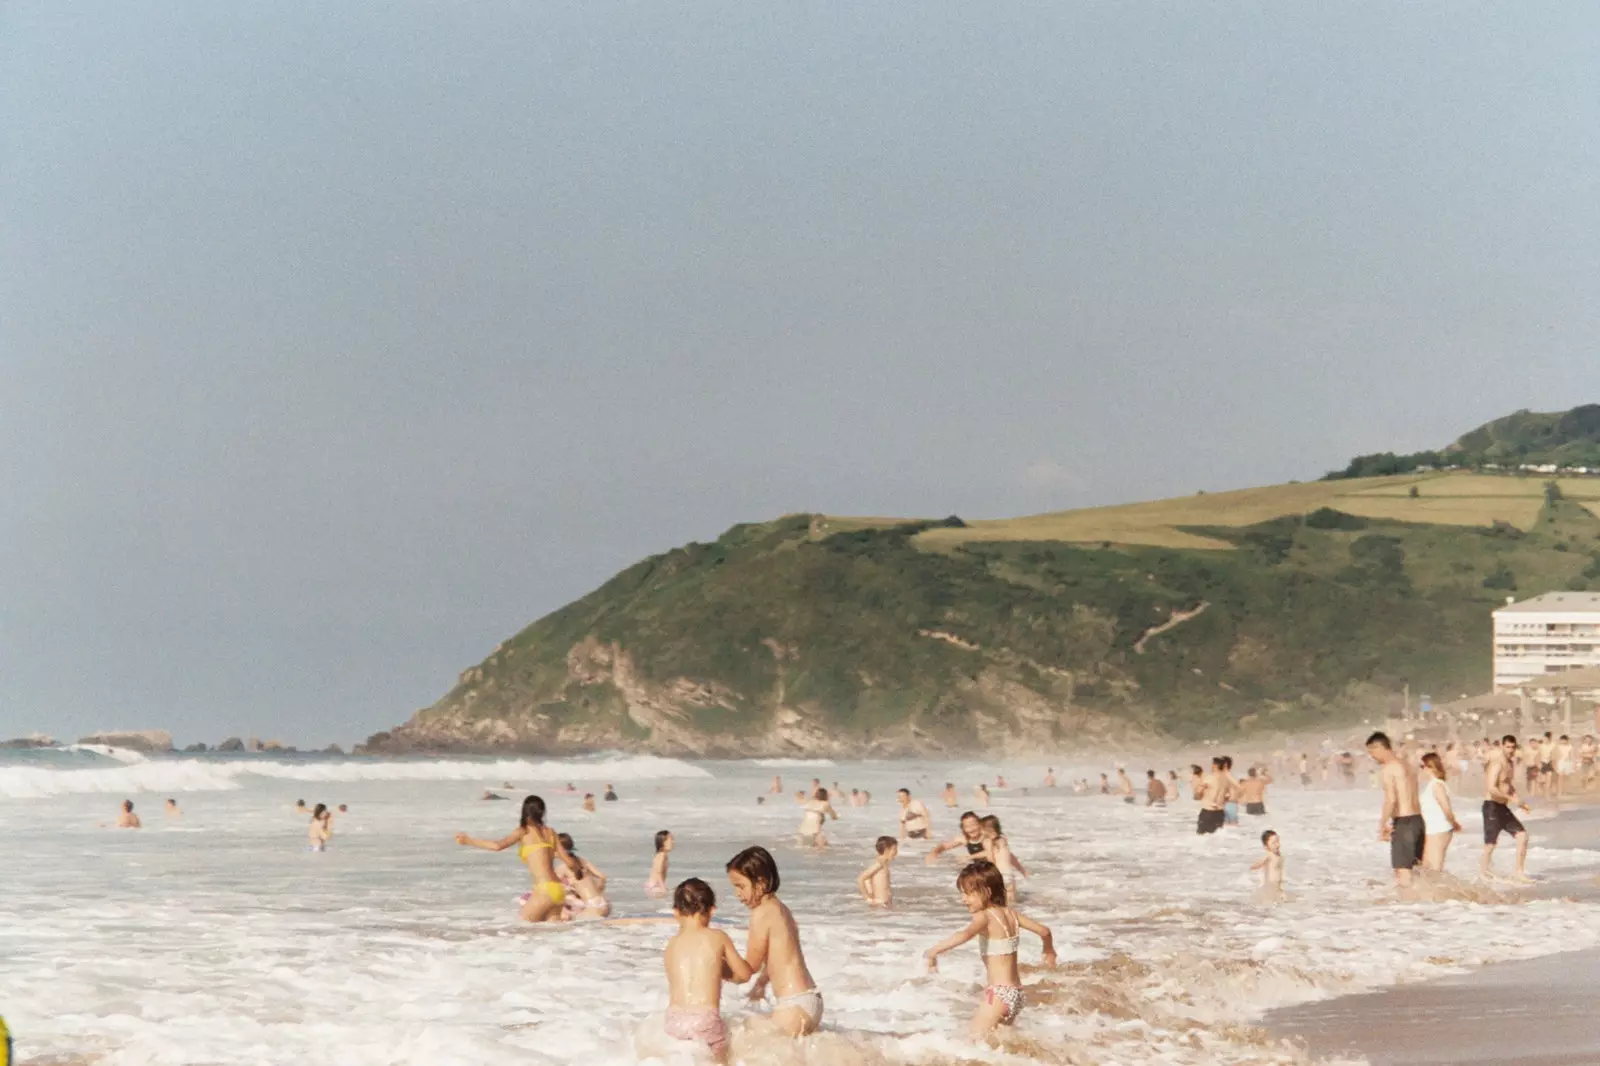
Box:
[1196,759,1227,835]
[1367,732,1423,892]
[1481,735,1533,883]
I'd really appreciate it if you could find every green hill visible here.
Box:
[1328,404,1600,479]
[366,461,1600,756]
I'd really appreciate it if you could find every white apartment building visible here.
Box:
[1492,591,1600,690]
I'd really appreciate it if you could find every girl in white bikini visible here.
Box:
[1419,752,1462,872]
[925,860,1056,1038]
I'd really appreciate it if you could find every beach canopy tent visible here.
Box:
[1434,691,1523,715]
[1514,666,1600,693]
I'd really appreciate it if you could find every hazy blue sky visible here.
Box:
[3,3,1598,746]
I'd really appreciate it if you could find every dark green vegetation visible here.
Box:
[1327,404,1600,480]
[371,493,1600,753]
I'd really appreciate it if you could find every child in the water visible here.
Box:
[1251,829,1286,903]
[646,829,674,897]
[663,878,751,1064]
[925,860,1056,1038]
[857,836,899,907]
[726,845,823,1035]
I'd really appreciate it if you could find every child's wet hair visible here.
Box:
[875,835,898,855]
[654,829,672,852]
[980,814,1002,834]
[520,795,547,828]
[673,877,716,917]
[956,860,1006,906]
[558,832,577,852]
[726,845,780,896]
[1261,830,1278,846]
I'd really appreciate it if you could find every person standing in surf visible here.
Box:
[1482,735,1533,883]
[897,789,932,840]
[308,803,332,851]
[455,795,585,922]
[1418,752,1462,872]
[1367,732,1423,891]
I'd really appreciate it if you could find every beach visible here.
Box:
[1268,947,1600,1066]
[4,749,1600,1065]
[1267,799,1600,1066]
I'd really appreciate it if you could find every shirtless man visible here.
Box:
[1043,767,1056,788]
[941,782,959,808]
[896,788,932,840]
[114,800,141,829]
[1237,766,1271,815]
[1145,770,1167,807]
[1115,767,1135,803]
[1196,758,1228,835]
[1367,731,1423,889]
[1481,734,1532,882]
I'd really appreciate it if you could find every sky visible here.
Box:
[3,3,1598,746]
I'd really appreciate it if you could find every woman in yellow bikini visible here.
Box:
[456,795,585,922]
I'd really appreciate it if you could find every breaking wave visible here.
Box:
[751,758,837,768]
[0,754,711,799]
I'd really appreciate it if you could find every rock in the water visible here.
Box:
[324,743,345,755]
[1,734,55,749]
[77,730,173,754]
[182,743,209,753]
[218,737,245,752]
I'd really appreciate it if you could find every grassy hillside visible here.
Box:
[1327,404,1600,479]
[368,473,1600,755]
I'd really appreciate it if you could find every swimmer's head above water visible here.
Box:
[673,877,716,919]
[725,844,779,905]
[655,829,674,853]
[955,860,1005,911]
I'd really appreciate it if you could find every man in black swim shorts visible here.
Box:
[1482,735,1532,882]
[1196,758,1228,835]
[1367,731,1424,890]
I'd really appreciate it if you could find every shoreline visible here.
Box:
[1266,801,1600,1066]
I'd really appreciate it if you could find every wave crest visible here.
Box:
[0,754,710,799]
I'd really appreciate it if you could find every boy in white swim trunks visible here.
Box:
[663,878,752,1064]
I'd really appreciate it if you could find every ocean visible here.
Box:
[3,748,1599,1065]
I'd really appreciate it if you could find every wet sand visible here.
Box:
[1267,948,1600,1066]
[1269,801,1600,1066]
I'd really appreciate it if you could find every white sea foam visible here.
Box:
[3,759,1599,1066]
[0,754,711,799]
[63,743,150,763]
[751,758,837,767]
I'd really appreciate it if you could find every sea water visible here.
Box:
[3,750,1599,1066]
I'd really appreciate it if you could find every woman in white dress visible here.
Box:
[1419,752,1462,872]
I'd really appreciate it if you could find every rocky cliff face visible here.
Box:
[363,635,1119,757]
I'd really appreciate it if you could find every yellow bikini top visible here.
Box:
[518,835,554,862]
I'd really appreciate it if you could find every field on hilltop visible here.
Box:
[907,471,1600,552]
